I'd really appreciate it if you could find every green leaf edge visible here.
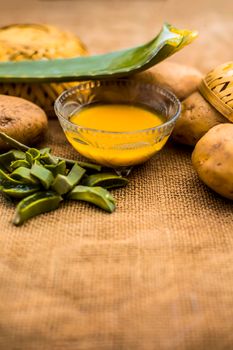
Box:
[0,23,198,83]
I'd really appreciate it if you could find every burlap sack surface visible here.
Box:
[0,0,233,349]
[0,121,233,350]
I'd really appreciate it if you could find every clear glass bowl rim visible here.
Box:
[54,79,181,135]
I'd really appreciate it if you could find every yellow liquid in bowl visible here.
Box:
[65,104,168,167]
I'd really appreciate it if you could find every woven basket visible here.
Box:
[0,24,88,116]
[199,62,233,122]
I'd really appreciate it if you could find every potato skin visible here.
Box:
[192,124,233,200]
[0,94,48,150]
[172,92,228,146]
[131,61,203,100]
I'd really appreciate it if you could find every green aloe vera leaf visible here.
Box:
[57,157,102,172]
[44,160,67,177]
[10,159,30,170]
[1,183,40,199]
[75,161,102,173]
[51,163,85,195]
[30,163,54,189]
[82,172,129,189]
[40,153,59,165]
[0,151,16,172]
[68,185,116,213]
[25,153,33,166]
[0,168,22,186]
[0,133,102,173]
[67,163,86,186]
[0,23,197,83]
[11,166,39,185]
[51,174,73,195]
[28,148,40,159]
[40,147,51,155]
[25,148,41,165]
[0,132,29,151]
[13,150,26,159]
[0,150,25,171]
[13,191,62,226]
[0,163,5,171]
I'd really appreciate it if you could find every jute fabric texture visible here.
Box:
[0,120,233,350]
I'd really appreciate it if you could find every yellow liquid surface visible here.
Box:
[65,104,168,167]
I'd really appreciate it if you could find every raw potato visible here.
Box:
[131,61,203,100]
[192,124,233,200]
[0,95,48,150]
[172,92,228,146]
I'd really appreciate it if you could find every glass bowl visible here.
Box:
[54,79,181,172]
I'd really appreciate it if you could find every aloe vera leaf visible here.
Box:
[74,161,102,172]
[27,148,40,159]
[0,168,22,186]
[13,191,62,226]
[10,159,30,170]
[51,163,85,195]
[0,150,25,171]
[51,175,73,195]
[12,150,26,159]
[11,166,39,185]
[57,157,102,172]
[44,160,67,177]
[68,185,116,213]
[82,172,129,189]
[67,163,86,186]
[0,23,197,83]
[1,183,40,199]
[40,147,51,155]
[0,164,5,171]
[40,153,59,165]
[30,163,54,189]
[0,133,102,172]
[25,148,41,165]
[0,132,29,151]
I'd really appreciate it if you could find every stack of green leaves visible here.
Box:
[0,133,128,226]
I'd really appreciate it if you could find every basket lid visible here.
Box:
[199,62,233,122]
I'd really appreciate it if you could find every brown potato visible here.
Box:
[0,95,48,150]
[192,124,233,200]
[131,61,203,100]
[172,92,228,146]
